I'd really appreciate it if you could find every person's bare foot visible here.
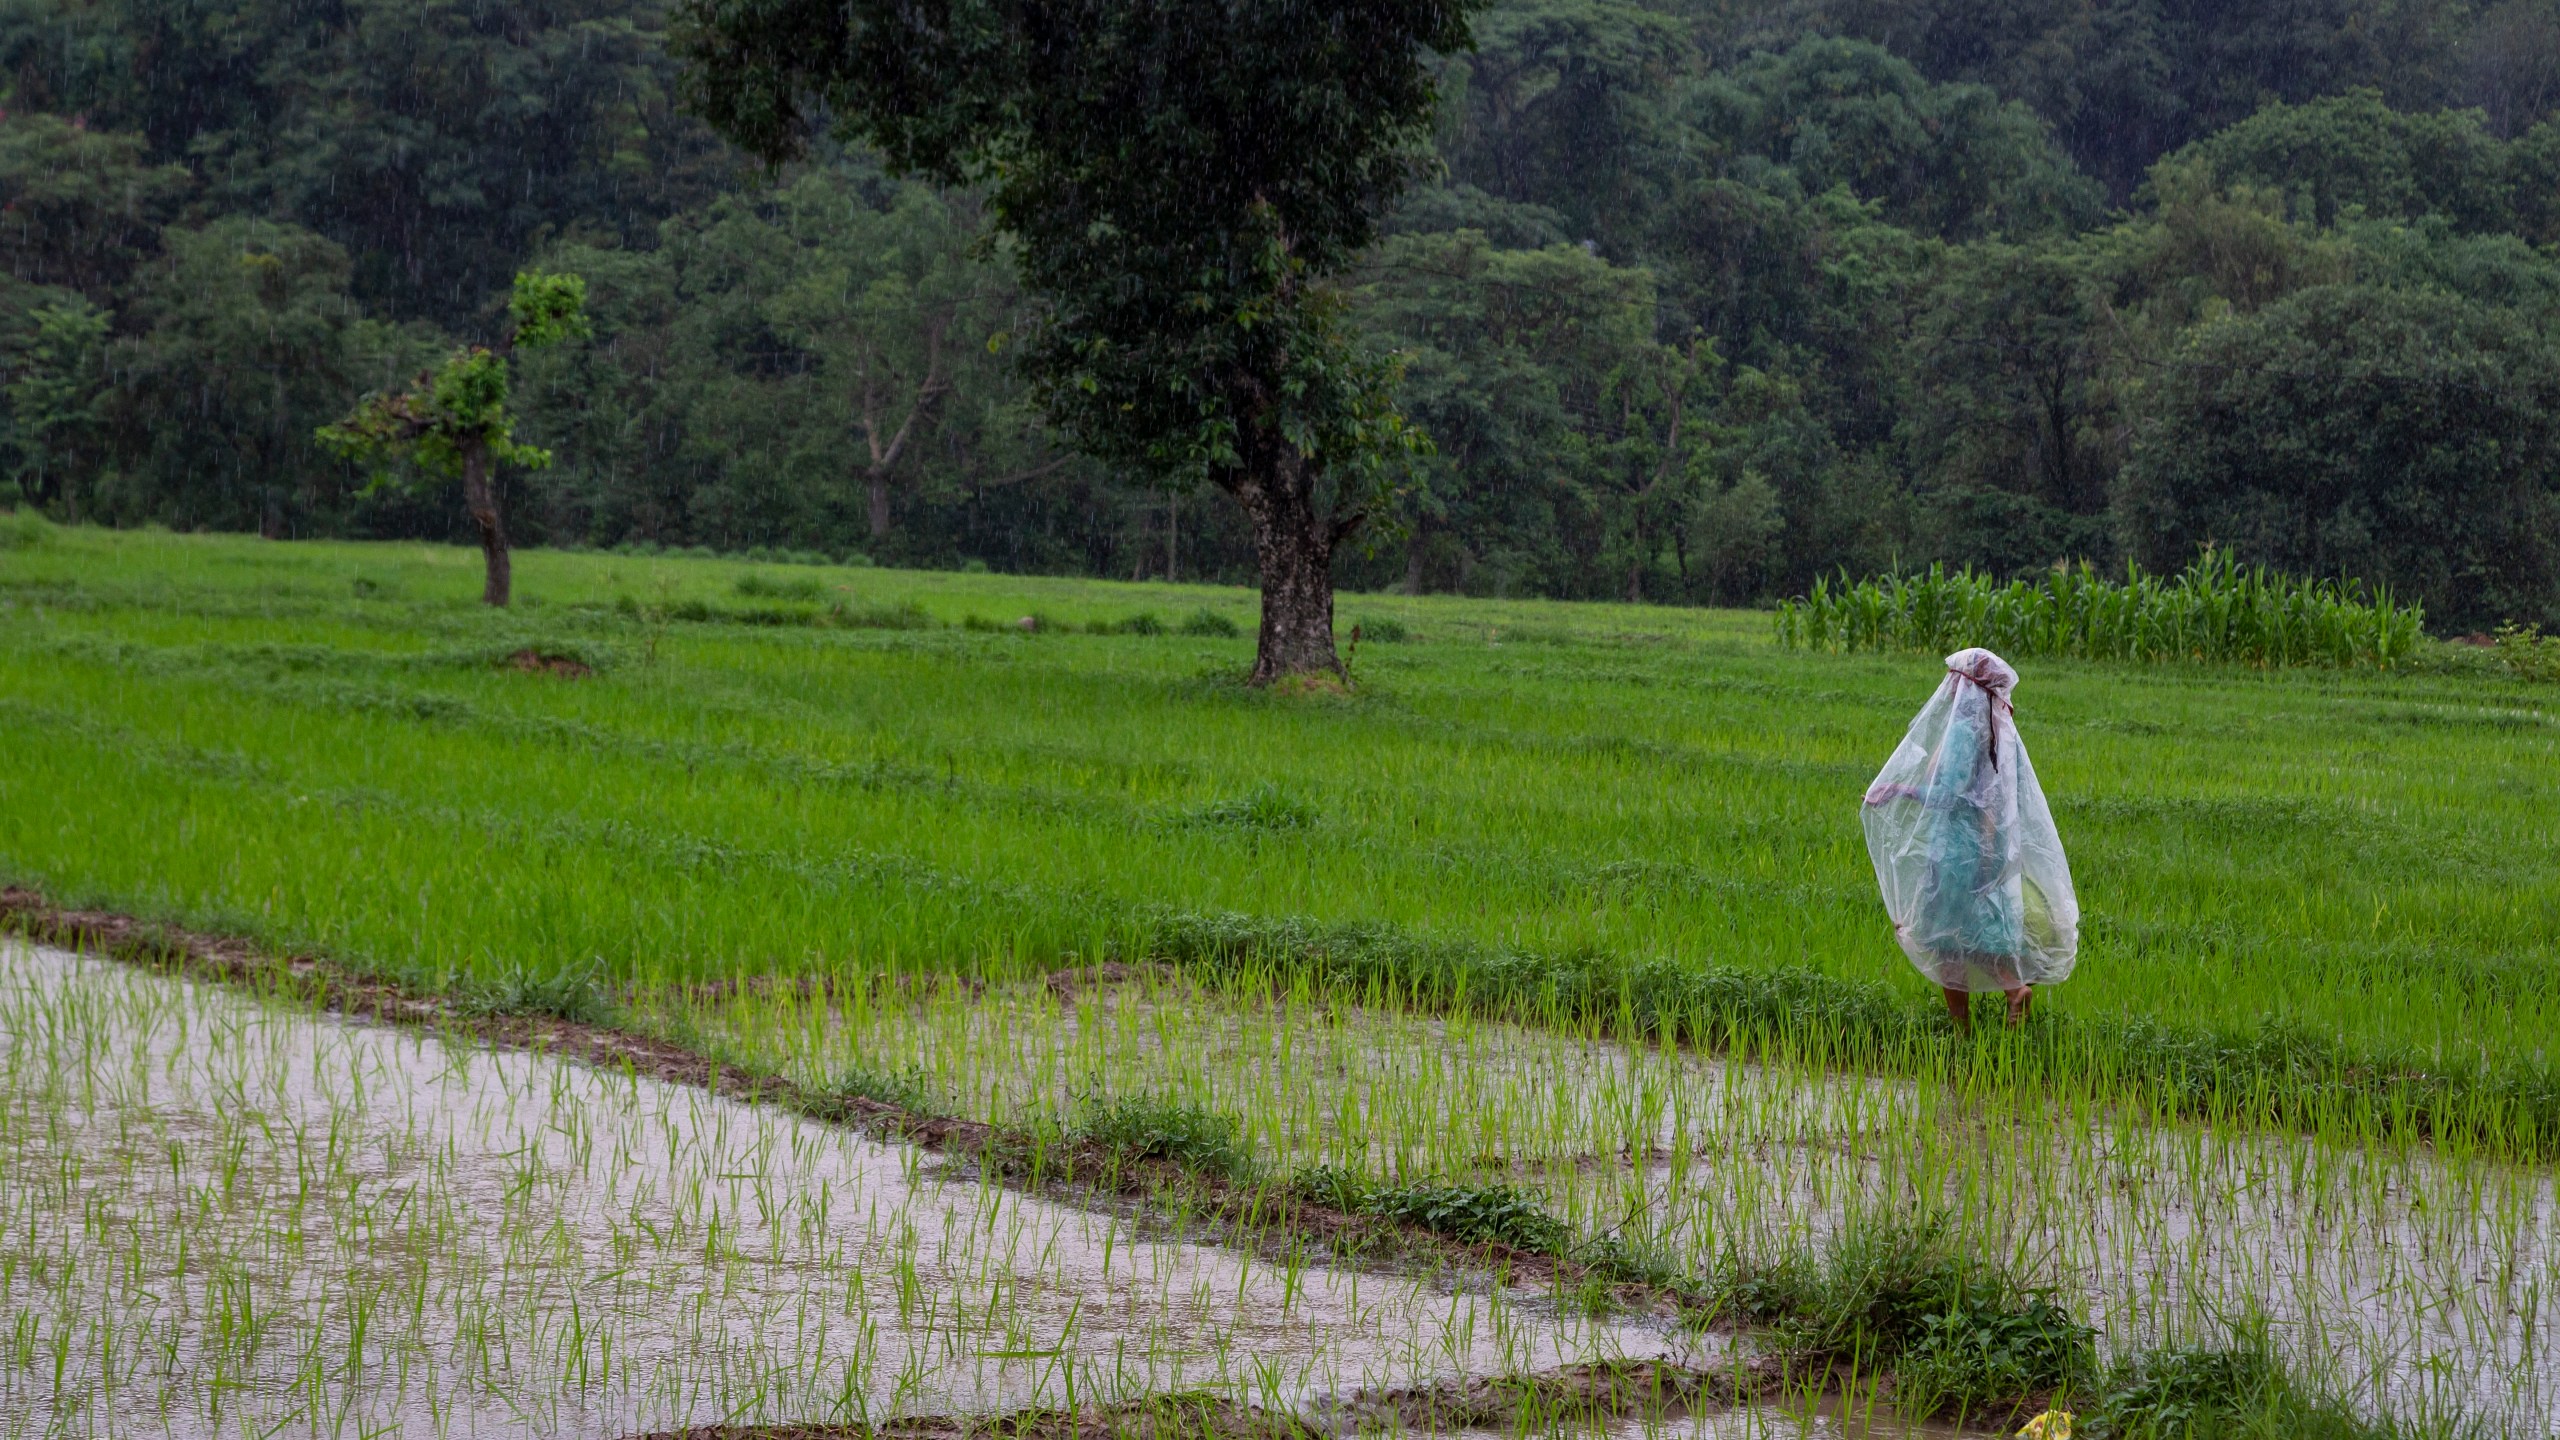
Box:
[2005,986,2033,1026]
[1942,986,1972,1033]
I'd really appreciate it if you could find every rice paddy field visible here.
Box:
[3,521,2556,1438]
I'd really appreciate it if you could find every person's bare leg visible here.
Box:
[2005,985,2033,1025]
[1942,986,1972,1032]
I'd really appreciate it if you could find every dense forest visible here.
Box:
[6,0,2560,629]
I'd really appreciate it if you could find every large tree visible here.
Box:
[673,0,1475,681]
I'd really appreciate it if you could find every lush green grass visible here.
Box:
[4,523,2557,1149]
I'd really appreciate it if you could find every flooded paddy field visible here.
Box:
[0,944,1694,1438]
[654,966,2559,1438]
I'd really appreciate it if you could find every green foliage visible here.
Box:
[452,957,619,1026]
[0,509,51,550]
[0,113,192,299]
[1071,1094,1251,1180]
[1357,1181,1574,1254]
[676,0,1471,675]
[2072,1325,2411,1440]
[113,218,420,535]
[1177,609,1241,638]
[318,270,593,487]
[0,0,720,326]
[1690,38,2102,241]
[2120,284,2560,633]
[509,272,593,350]
[2494,622,2560,681]
[1751,1212,2094,1420]
[735,572,825,601]
[832,1059,945,1116]
[2171,90,2523,233]
[1776,555,2427,669]
[0,295,111,513]
[1181,784,1320,833]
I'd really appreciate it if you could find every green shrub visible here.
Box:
[1352,616,1410,642]
[1098,611,1165,636]
[1360,1181,1573,1254]
[1177,608,1240,638]
[0,511,52,550]
[1072,1094,1251,1179]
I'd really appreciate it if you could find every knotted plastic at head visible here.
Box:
[1944,647,2018,701]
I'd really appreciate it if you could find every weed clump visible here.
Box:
[827,598,932,629]
[0,511,50,550]
[1071,1094,1250,1180]
[1096,611,1165,636]
[1734,1212,2095,1425]
[832,1060,945,1116]
[1359,1181,1574,1255]
[1178,783,1319,832]
[735,572,825,601]
[1177,607,1240,637]
[451,959,619,1026]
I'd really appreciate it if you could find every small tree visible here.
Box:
[320,272,590,606]
[674,0,1473,682]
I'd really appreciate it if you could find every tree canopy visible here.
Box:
[11,0,2560,630]
[675,0,1476,679]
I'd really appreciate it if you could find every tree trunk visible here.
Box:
[866,466,892,542]
[1227,444,1340,684]
[460,436,510,607]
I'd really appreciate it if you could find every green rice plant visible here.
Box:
[1774,552,2426,668]
[1176,784,1319,832]
[826,597,934,629]
[736,572,827,601]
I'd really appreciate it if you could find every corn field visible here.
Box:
[1773,553,2427,668]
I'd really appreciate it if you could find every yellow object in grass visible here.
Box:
[2015,1411,2073,1440]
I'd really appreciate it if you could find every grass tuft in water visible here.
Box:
[1071,1094,1252,1181]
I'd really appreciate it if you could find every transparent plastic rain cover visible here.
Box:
[1861,648,2079,992]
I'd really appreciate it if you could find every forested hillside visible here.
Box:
[6,0,2560,628]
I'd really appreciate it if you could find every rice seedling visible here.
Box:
[0,941,1669,1437]
[644,961,2548,1437]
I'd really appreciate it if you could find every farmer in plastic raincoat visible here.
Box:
[1862,648,2078,1029]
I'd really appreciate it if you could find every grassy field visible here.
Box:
[1,521,2556,1148]
[5,519,2556,1435]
